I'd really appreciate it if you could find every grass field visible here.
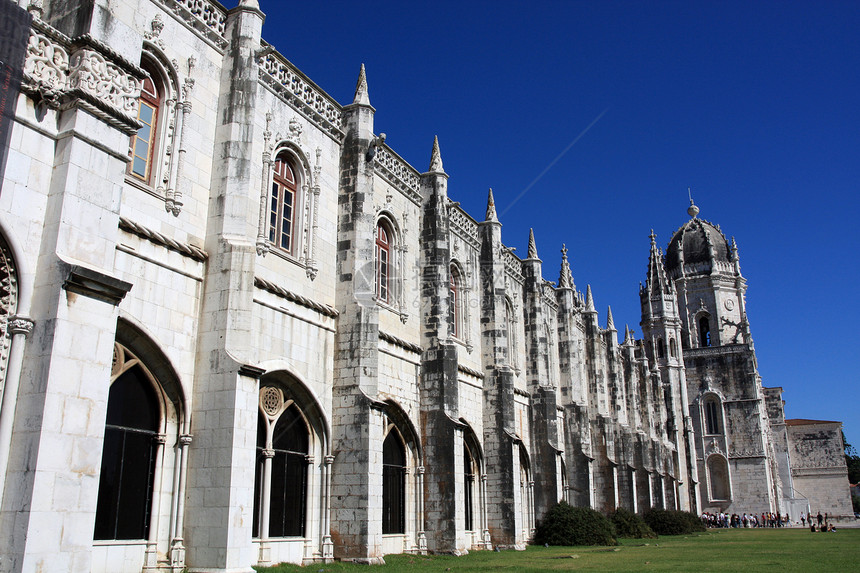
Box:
[255,528,860,572]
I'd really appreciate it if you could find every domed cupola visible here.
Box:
[665,200,732,278]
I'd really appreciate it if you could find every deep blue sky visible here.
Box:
[261,1,859,448]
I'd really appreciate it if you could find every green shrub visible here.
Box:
[610,507,657,538]
[533,502,617,546]
[643,508,706,535]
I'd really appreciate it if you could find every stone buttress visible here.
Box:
[0,3,139,571]
[329,65,385,563]
[477,190,522,548]
[183,3,266,571]
[417,138,462,553]
[520,230,561,523]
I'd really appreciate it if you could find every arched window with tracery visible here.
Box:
[382,430,407,534]
[704,395,722,435]
[254,386,309,538]
[707,455,730,501]
[95,345,161,540]
[376,220,393,303]
[129,64,163,183]
[269,153,300,253]
[699,315,711,347]
[657,337,666,359]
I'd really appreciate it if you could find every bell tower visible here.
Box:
[664,200,751,350]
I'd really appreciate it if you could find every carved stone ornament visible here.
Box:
[287,117,302,143]
[68,48,141,119]
[23,32,70,104]
[144,14,166,50]
[260,386,284,418]
[724,298,734,311]
[8,316,35,336]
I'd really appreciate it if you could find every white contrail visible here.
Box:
[499,107,609,218]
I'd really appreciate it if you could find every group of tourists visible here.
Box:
[804,512,837,532]
[700,511,791,528]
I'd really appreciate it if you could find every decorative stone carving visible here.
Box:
[22,32,69,105]
[145,14,166,50]
[8,317,34,337]
[68,48,141,120]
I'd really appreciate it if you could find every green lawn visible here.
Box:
[255,528,860,572]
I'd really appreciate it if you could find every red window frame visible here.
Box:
[376,223,390,302]
[269,155,298,253]
[130,76,160,183]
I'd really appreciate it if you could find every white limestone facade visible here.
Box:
[0,1,851,572]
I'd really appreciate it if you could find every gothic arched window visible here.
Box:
[94,355,160,540]
[382,430,406,534]
[708,455,730,501]
[269,153,300,253]
[657,337,666,359]
[669,338,678,358]
[253,388,309,538]
[704,396,722,435]
[129,65,163,183]
[450,265,462,339]
[505,297,517,369]
[699,315,712,347]
[464,441,476,531]
[376,220,393,303]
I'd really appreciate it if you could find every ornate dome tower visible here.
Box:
[665,200,750,350]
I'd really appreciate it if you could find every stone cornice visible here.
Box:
[63,264,132,306]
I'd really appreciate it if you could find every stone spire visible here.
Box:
[606,306,615,331]
[527,228,538,260]
[485,188,498,223]
[645,229,669,297]
[558,244,573,289]
[623,324,634,345]
[353,63,370,106]
[585,284,595,312]
[428,135,444,173]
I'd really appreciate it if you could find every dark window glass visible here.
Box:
[705,399,721,434]
[657,337,666,358]
[464,443,474,531]
[382,431,406,534]
[253,403,308,538]
[699,316,711,347]
[94,366,160,540]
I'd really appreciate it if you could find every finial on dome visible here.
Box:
[649,229,657,245]
[353,63,370,106]
[485,188,498,222]
[527,228,538,259]
[687,187,699,218]
[428,135,444,173]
